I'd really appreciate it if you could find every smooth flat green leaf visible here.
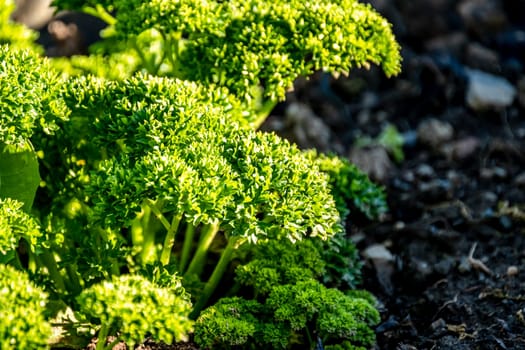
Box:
[0,145,40,212]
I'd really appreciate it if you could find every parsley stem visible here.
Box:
[179,221,196,272]
[160,213,182,266]
[184,220,220,277]
[190,236,241,319]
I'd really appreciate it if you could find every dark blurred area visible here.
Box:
[10,0,106,57]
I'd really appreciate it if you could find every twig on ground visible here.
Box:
[468,243,493,276]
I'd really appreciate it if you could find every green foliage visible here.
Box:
[50,52,139,81]
[195,280,380,349]
[354,123,405,163]
[0,0,41,50]
[318,232,363,290]
[0,0,400,345]
[0,146,40,212]
[235,231,364,295]
[38,73,341,316]
[377,124,405,162]
[235,239,325,296]
[195,297,274,349]
[0,45,69,210]
[0,45,69,149]
[111,0,401,98]
[0,264,52,349]
[310,151,388,221]
[51,0,401,126]
[267,280,380,348]
[82,84,342,313]
[34,74,244,214]
[0,198,41,256]
[77,274,193,350]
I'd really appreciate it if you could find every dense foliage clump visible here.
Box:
[0,264,52,350]
[51,0,401,126]
[195,280,380,349]
[0,0,401,346]
[77,274,193,350]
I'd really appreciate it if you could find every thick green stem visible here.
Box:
[93,228,122,277]
[65,263,82,295]
[184,221,220,277]
[146,199,184,265]
[130,39,159,75]
[160,213,182,266]
[161,31,181,73]
[252,99,278,129]
[95,324,111,350]
[146,199,171,231]
[305,328,314,350]
[82,5,117,26]
[190,237,243,319]
[26,245,37,273]
[179,222,196,273]
[38,249,66,294]
[133,205,156,264]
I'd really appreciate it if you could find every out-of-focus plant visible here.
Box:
[77,274,193,350]
[354,123,405,163]
[0,264,52,349]
[0,0,41,51]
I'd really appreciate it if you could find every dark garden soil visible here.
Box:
[25,0,525,349]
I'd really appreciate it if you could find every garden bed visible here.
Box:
[4,0,525,349]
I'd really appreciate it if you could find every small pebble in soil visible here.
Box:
[514,172,525,186]
[480,166,508,180]
[430,318,447,336]
[417,118,454,150]
[434,256,456,275]
[349,145,394,183]
[499,215,513,230]
[415,164,435,179]
[507,265,519,276]
[465,42,501,73]
[458,257,472,273]
[440,136,480,160]
[418,179,452,202]
[363,244,395,295]
[411,258,433,278]
[465,68,517,110]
